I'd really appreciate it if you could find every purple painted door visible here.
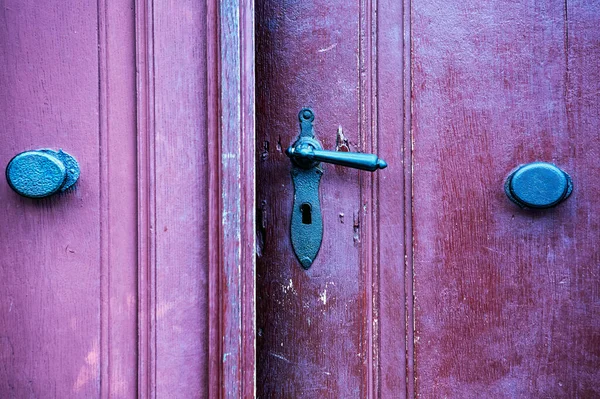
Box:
[1,0,255,397]
[3,0,598,397]
[256,0,599,398]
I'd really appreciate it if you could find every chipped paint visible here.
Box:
[73,341,99,392]
[317,43,337,53]
[282,278,295,294]
[319,288,327,305]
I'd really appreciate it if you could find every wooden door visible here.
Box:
[256,0,407,397]
[411,1,600,397]
[256,1,599,398]
[1,0,255,397]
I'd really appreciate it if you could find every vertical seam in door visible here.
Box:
[357,0,367,395]
[563,0,572,142]
[371,0,381,396]
[135,0,157,396]
[97,0,110,396]
[206,0,222,396]
[403,0,415,397]
[359,0,380,396]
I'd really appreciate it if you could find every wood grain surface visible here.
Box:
[1,0,255,397]
[0,0,137,396]
[412,1,600,397]
[207,0,256,397]
[255,0,408,397]
[139,0,211,396]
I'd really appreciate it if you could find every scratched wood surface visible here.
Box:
[207,0,256,397]
[1,0,255,397]
[255,0,407,397]
[412,0,600,397]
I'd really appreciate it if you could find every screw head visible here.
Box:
[299,108,315,122]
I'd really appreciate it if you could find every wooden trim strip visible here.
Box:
[135,0,156,396]
[207,0,221,394]
[98,0,110,395]
[208,0,256,397]
[372,0,412,396]
[403,0,415,396]
[358,0,380,396]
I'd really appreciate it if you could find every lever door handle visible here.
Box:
[286,141,387,171]
[286,109,387,269]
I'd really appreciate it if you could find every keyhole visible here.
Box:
[300,203,312,224]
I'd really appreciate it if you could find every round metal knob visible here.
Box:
[505,162,572,209]
[5,149,80,198]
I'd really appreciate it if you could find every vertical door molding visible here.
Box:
[357,0,381,395]
[135,0,156,396]
[136,0,255,397]
[207,0,256,397]
[358,0,414,396]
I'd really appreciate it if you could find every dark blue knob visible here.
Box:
[505,162,572,209]
[6,149,80,198]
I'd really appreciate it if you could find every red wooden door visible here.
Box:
[1,0,255,397]
[411,1,600,397]
[256,0,407,397]
[256,1,599,398]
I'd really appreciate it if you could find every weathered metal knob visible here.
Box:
[505,162,572,209]
[5,149,80,198]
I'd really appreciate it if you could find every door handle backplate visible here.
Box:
[286,109,387,269]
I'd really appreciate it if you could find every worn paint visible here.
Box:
[256,0,407,396]
[412,0,600,397]
[1,0,255,397]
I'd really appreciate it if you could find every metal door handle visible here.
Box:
[286,109,387,269]
[5,149,80,198]
[504,161,573,208]
[286,140,387,171]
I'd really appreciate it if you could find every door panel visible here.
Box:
[150,1,210,395]
[0,1,137,396]
[412,0,600,397]
[256,0,407,397]
[255,1,364,391]
[257,0,599,398]
[1,0,256,397]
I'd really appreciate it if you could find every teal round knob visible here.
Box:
[505,162,572,209]
[6,149,80,199]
